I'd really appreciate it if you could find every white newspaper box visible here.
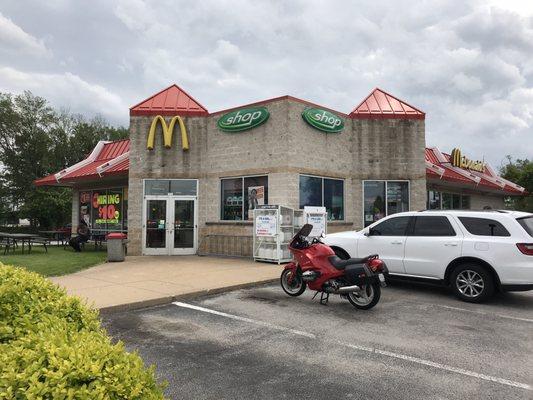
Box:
[303,206,327,237]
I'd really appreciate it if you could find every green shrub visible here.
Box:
[0,263,166,399]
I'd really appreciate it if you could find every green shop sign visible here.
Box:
[217,107,270,132]
[302,108,344,133]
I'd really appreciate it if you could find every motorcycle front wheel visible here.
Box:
[280,269,306,297]
[346,283,381,310]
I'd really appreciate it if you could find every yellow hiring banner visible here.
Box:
[146,115,189,150]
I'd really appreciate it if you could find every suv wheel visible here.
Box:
[451,263,494,303]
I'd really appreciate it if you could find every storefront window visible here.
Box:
[299,175,344,221]
[145,180,169,195]
[324,179,344,220]
[79,188,127,232]
[170,180,197,196]
[387,182,409,214]
[79,191,91,227]
[427,190,441,209]
[363,181,386,227]
[432,191,470,210]
[363,181,409,227]
[123,188,128,230]
[299,176,322,210]
[244,176,268,220]
[461,195,470,210]
[144,179,197,196]
[221,176,268,220]
[442,192,452,210]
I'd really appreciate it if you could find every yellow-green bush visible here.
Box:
[0,263,166,399]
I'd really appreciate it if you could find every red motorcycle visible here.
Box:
[280,224,388,310]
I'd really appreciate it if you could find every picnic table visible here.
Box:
[90,229,108,250]
[39,230,71,247]
[0,232,49,255]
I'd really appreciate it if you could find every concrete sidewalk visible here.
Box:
[50,256,282,312]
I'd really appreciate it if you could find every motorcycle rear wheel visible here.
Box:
[346,283,381,310]
[280,269,306,297]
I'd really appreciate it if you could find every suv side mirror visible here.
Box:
[366,227,378,236]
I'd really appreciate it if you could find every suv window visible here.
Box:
[517,217,533,238]
[371,216,410,236]
[412,216,456,236]
[459,217,510,237]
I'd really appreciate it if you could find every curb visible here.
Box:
[98,277,278,314]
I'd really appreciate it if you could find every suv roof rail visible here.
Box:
[418,209,511,213]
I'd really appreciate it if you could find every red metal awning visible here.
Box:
[34,139,130,187]
[425,147,525,195]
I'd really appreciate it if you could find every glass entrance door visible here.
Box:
[170,199,196,255]
[143,196,197,255]
[144,199,167,254]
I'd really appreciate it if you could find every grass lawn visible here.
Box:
[0,245,107,277]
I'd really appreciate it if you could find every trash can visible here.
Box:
[106,233,128,262]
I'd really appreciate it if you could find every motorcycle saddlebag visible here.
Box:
[344,264,375,285]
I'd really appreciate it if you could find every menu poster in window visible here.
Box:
[79,191,91,227]
[255,215,277,237]
[247,186,265,219]
[92,191,121,225]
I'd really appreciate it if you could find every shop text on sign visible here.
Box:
[147,115,189,150]
[302,108,344,133]
[450,148,485,173]
[217,107,269,132]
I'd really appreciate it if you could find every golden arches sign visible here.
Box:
[146,115,189,151]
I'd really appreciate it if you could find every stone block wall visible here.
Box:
[127,98,426,256]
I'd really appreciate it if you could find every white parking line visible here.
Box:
[172,301,532,392]
[172,301,316,338]
[435,304,533,324]
[342,343,531,391]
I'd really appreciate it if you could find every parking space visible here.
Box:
[102,282,533,400]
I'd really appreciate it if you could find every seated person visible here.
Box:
[69,221,90,252]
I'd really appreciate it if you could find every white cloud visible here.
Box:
[0,66,127,123]
[0,12,49,57]
[0,0,531,165]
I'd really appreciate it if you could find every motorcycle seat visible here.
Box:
[328,255,370,270]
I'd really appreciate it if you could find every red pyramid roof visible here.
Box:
[350,88,424,119]
[130,84,208,117]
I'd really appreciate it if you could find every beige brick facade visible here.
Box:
[126,98,427,256]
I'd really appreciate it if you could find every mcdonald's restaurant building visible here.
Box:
[35,84,526,257]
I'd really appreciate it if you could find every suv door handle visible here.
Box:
[391,241,403,245]
[444,243,458,247]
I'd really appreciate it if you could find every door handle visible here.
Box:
[444,243,458,247]
[391,241,403,245]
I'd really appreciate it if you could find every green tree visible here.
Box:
[0,91,128,228]
[500,156,533,212]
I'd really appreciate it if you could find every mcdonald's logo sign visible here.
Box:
[450,148,485,173]
[146,115,189,150]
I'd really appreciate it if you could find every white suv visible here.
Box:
[324,210,533,302]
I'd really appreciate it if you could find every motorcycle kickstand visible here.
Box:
[312,291,329,305]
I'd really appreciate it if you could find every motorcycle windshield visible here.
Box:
[295,223,313,238]
[289,223,313,250]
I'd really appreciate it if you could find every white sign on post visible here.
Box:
[304,206,327,237]
[255,215,277,236]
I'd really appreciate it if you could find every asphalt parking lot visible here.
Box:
[102,281,533,400]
